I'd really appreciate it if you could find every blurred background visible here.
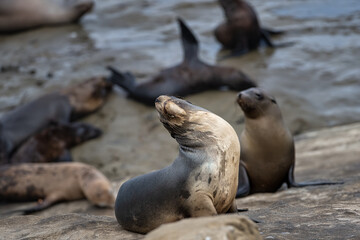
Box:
[1,0,359,180]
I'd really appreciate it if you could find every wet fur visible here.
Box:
[215,0,284,54]
[0,77,112,164]
[108,18,256,105]
[0,162,115,212]
[115,96,240,234]
[10,122,102,164]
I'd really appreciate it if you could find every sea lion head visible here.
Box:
[69,122,102,144]
[237,87,280,119]
[155,95,236,148]
[63,0,94,22]
[61,77,113,120]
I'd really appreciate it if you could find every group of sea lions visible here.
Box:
[0,0,343,237]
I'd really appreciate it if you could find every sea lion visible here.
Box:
[107,18,256,106]
[10,121,102,164]
[115,95,241,234]
[0,77,112,164]
[0,162,115,213]
[0,0,94,33]
[215,0,289,56]
[235,88,342,197]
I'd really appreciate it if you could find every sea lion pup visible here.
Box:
[107,18,256,106]
[10,121,102,164]
[115,96,240,234]
[0,162,115,213]
[235,88,343,198]
[0,0,94,33]
[215,0,289,56]
[0,77,112,164]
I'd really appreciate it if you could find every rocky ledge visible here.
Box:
[0,122,359,240]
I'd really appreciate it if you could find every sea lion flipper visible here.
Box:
[236,164,250,198]
[177,18,199,61]
[106,66,135,92]
[261,27,285,36]
[260,29,275,47]
[287,165,344,188]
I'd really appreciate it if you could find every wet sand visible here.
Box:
[0,0,359,180]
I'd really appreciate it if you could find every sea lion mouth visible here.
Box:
[155,96,186,120]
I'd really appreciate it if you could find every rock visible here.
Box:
[236,122,360,240]
[0,123,359,239]
[144,214,262,240]
[0,213,142,240]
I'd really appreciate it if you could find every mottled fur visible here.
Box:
[115,96,240,233]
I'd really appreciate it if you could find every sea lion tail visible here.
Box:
[106,66,135,92]
[177,17,199,61]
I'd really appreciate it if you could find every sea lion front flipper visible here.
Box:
[56,150,72,162]
[177,17,199,62]
[22,193,62,215]
[287,165,344,188]
[260,29,275,47]
[261,27,285,36]
[188,194,217,217]
[236,164,250,198]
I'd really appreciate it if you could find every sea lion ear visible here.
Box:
[165,101,187,117]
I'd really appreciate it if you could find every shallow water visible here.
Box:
[0,0,359,178]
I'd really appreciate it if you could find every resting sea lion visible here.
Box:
[236,88,343,197]
[107,18,256,106]
[215,0,289,56]
[0,0,94,33]
[0,162,115,213]
[0,77,112,164]
[115,96,241,234]
[10,121,102,164]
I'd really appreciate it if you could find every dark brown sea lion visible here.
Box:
[0,162,115,214]
[0,0,94,33]
[235,88,343,198]
[107,18,256,106]
[215,0,289,56]
[10,121,102,164]
[0,77,112,164]
[115,96,240,234]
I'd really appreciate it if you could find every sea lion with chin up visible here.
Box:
[0,77,112,165]
[215,0,290,56]
[235,88,343,198]
[10,121,102,164]
[0,0,94,33]
[107,18,256,106]
[0,162,115,214]
[115,95,241,234]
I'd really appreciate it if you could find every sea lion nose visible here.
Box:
[155,98,161,103]
[237,92,242,99]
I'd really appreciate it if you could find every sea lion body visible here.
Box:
[115,96,240,233]
[0,77,112,164]
[108,18,256,105]
[215,0,285,55]
[10,122,102,164]
[0,162,115,212]
[236,88,342,197]
[0,0,94,33]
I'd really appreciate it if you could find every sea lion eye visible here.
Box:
[271,99,277,104]
[255,93,263,100]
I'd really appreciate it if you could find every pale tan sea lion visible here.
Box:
[115,96,240,233]
[0,162,115,213]
[0,0,94,33]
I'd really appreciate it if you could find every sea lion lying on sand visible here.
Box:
[0,0,94,33]
[108,18,256,106]
[0,162,115,214]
